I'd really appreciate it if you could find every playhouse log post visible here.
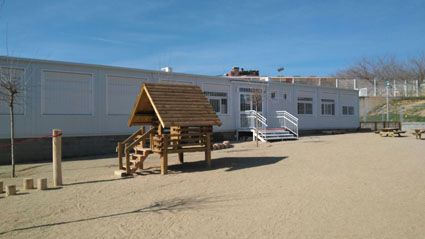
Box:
[125,144,130,175]
[161,136,168,175]
[205,133,211,167]
[52,129,63,187]
[178,152,184,164]
[117,143,123,169]
[141,126,146,146]
[149,129,154,150]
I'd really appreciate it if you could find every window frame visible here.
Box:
[342,105,355,116]
[204,91,228,115]
[321,99,335,116]
[297,97,313,115]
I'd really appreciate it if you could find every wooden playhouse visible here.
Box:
[116,83,222,175]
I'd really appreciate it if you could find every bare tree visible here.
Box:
[0,0,27,177]
[410,53,425,84]
[251,88,262,147]
[0,60,25,177]
[335,57,377,82]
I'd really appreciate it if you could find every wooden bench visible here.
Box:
[379,128,406,137]
[412,129,425,139]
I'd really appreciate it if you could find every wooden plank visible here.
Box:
[160,114,218,120]
[165,121,221,127]
[160,138,169,175]
[153,101,210,106]
[149,91,205,96]
[157,109,216,114]
[205,133,211,167]
[168,146,207,154]
[145,87,166,128]
[133,115,154,123]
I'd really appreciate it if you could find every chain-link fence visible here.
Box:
[361,97,425,123]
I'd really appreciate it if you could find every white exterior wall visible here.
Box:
[0,57,359,139]
[265,81,359,130]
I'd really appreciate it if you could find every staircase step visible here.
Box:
[133,146,153,153]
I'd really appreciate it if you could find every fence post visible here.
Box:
[416,80,419,97]
[52,129,63,187]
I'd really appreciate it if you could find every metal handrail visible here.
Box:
[276,111,299,138]
[245,110,268,128]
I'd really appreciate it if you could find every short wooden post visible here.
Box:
[160,136,168,175]
[23,178,34,190]
[52,129,63,187]
[125,144,130,175]
[6,185,16,196]
[150,128,154,150]
[37,178,47,190]
[0,181,3,193]
[178,152,184,164]
[205,133,211,167]
[117,143,123,170]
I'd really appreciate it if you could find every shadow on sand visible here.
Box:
[0,195,231,235]
[140,156,288,175]
[65,156,287,184]
[63,176,133,186]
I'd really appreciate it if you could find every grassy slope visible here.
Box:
[366,97,425,122]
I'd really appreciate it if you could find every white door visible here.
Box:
[239,92,263,129]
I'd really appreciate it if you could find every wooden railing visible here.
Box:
[117,127,153,172]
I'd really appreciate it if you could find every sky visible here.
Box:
[0,0,424,76]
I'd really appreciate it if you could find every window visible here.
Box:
[204,91,228,114]
[321,99,335,115]
[342,106,354,115]
[239,87,261,93]
[297,97,313,114]
[240,94,251,111]
[271,92,276,99]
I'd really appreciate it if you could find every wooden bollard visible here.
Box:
[0,181,3,193]
[52,129,63,187]
[37,178,48,190]
[23,178,34,190]
[6,185,16,196]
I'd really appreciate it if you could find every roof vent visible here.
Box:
[161,66,173,73]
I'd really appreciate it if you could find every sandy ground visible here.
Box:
[0,133,424,239]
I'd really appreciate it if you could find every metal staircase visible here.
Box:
[245,110,298,142]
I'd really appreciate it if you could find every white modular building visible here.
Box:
[0,57,359,163]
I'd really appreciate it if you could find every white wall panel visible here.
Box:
[42,71,93,115]
[107,75,145,115]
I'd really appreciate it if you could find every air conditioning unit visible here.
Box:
[359,88,368,97]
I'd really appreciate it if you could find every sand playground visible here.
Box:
[0,133,424,238]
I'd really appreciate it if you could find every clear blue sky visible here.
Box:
[0,0,424,76]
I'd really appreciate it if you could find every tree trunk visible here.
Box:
[9,101,15,178]
[255,104,259,147]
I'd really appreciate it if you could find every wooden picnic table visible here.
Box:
[379,128,406,137]
[413,129,425,139]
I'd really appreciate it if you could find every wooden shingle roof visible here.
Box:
[128,83,222,128]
